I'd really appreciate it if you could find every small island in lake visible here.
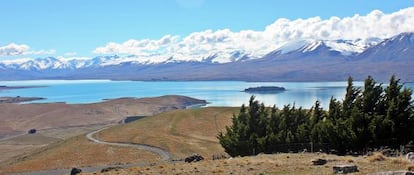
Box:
[243,86,286,94]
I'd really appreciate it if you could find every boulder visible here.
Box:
[70,168,82,175]
[406,152,414,162]
[333,164,358,174]
[311,158,327,165]
[185,153,204,163]
[28,128,36,134]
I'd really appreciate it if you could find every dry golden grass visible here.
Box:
[86,153,413,175]
[4,106,413,175]
[0,95,205,137]
[0,134,159,174]
[367,152,386,162]
[97,107,239,159]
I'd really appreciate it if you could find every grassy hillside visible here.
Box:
[0,107,237,174]
[2,107,413,175]
[0,133,159,174]
[96,107,239,159]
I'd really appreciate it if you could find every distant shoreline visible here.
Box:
[0,85,46,91]
[0,85,47,104]
[0,96,46,104]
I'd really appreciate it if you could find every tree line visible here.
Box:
[218,75,414,156]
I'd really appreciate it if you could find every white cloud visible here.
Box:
[0,43,30,56]
[0,43,55,56]
[93,35,179,56]
[94,7,414,63]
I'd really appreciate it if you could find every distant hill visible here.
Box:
[0,95,207,139]
[1,32,413,82]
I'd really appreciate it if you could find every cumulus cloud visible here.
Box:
[94,35,179,56]
[94,7,414,63]
[0,43,55,56]
[0,43,30,56]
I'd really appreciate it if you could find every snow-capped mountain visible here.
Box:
[273,37,381,56]
[357,32,414,61]
[0,32,413,81]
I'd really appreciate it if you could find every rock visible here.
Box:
[70,168,82,175]
[185,153,204,163]
[311,158,327,165]
[406,152,414,162]
[333,164,358,174]
[28,128,36,134]
[367,171,414,175]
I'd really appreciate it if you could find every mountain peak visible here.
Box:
[389,32,414,43]
[356,32,414,61]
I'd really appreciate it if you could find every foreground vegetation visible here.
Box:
[2,104,413,174]
[219,75,414,156]
[85,153,413,175]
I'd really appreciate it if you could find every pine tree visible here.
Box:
[384,75,413,147]
[328,97,342,124]
[362,76,384,115]
[343,77,361,119]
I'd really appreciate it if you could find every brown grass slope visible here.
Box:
[2,107,413,175]
[0,134,159,174]
[0,95,206,138]
[87,153,413,175]
[96,107,239,159]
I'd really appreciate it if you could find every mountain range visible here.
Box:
[1,32,413,82]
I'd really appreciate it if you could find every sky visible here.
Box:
[1,0,414,62]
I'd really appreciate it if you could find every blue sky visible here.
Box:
[1,0,414,61]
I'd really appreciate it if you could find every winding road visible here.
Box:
[8,126,172,175]
[86,127,172,161]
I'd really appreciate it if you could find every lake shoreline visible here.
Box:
[0,85,46,91]
[0,96,46,104]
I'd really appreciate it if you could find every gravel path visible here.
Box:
[7,127,172,175]
[86,127,172,161]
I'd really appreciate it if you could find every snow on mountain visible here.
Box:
[357,32,414,61]
[273,37,382,56]
[2,33,413,71]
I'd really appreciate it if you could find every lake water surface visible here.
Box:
[1,80,413,109]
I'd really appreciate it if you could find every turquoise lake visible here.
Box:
[1,80,413,109]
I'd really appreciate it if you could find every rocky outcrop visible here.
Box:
[333,164,358,174]
[406,152,414,162]
[311,158,327,165]
[185,153,204,163]
[70,168,82,175]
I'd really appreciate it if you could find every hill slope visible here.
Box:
[96,107,239,159]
